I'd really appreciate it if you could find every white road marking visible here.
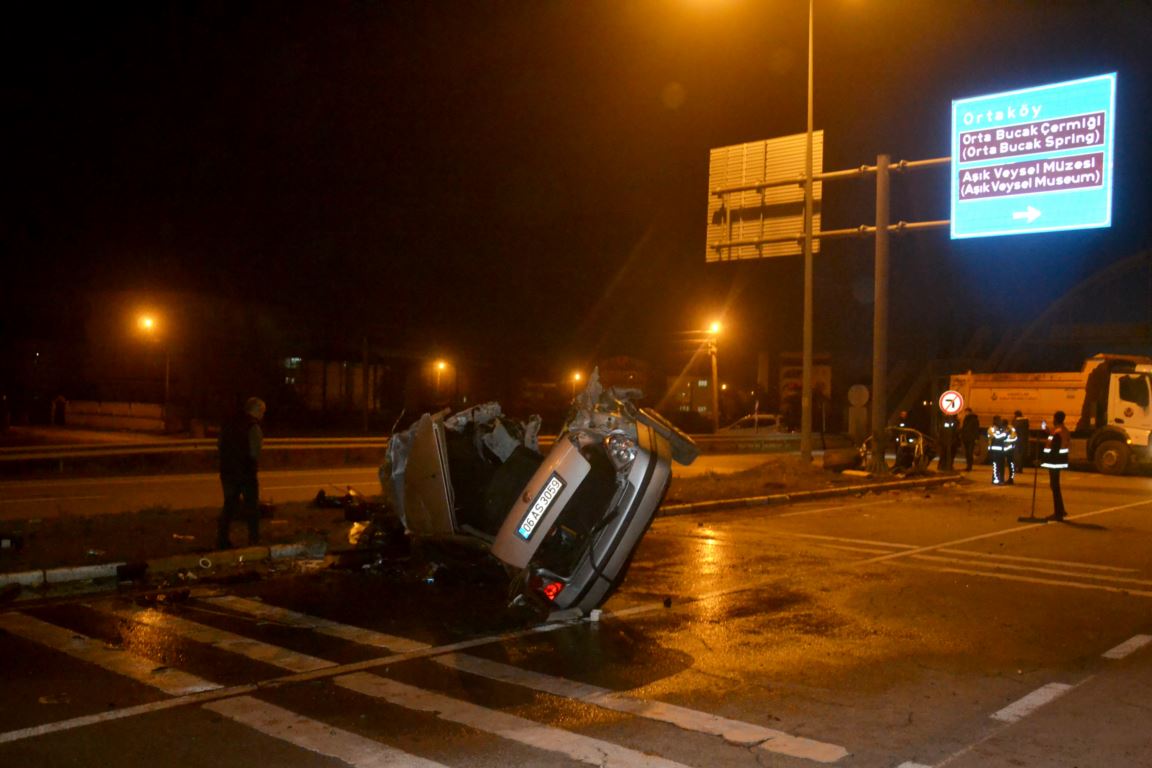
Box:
[0,610,569,746]
[203,595,430,653]
[1102,634,1152,660]
[3,610,450,766]
[908,554,1152,587]
[336,672,695,768]
[205,696,450,768]
[435,652,849,763]
[704,530,918,552]
[938,548,1137,572]
[896,762,933,768]
[101,604,337,672]
[854,497,1152,567]
[0,692,253,746]
[889,561,1152,599]
[209,596,847,762]
[0,612,220,696]
[990,682,1074,723]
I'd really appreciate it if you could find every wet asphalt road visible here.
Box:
[1,466,1151,767]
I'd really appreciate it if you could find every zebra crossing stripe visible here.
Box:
[203,595,431,653]
[207,597,847,762]
[102,604,337,672]
[205,696,450,768]
[0,612,220,696]
[336,672,694,768]
[434,652,848,763]
[77,599,848,763]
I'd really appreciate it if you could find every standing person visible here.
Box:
[937,413,958,471]
[1042,410,1072,522]
[1003,417,1018,484]
[960,408,981,471]
[1012,410,1031,478]
[217,397,267,549]
[987,415,1008,485]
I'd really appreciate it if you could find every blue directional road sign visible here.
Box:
[951,73,1116,239]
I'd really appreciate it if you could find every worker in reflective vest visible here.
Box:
[987,415,1009,485]
[1003,419,1019,484]
[1041,410,1072,522]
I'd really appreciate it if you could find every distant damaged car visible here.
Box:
[381,373,698,616]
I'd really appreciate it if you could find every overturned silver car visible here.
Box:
[381,373,698,616]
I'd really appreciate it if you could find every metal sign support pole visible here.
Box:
[800,0,815,462]
[868,154,891,475]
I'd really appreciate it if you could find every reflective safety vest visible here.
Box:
[1041,425,1071,470]
[1004,425,1018,449]
[987,424,1009,452]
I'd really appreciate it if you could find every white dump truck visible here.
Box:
[948,354,1152,475]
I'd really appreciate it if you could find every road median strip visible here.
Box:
[2,472,956,594]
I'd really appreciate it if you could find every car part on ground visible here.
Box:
[857,426,937,475]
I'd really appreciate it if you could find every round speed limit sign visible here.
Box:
[938,390,964,415]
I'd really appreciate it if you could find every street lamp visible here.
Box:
[571,371,583,398]
[435,360,447,394]
[136,312,169,429]
[708,321,722,432]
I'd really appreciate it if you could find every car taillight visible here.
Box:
[529,572,566,602]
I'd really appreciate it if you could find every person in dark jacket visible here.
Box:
[960,408,981,471]
[1042,410,1072,522]
[217,397,266,549]
[1012,410,1031,478]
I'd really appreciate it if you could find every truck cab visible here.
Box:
[1088,363,1152,473]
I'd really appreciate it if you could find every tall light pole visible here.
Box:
[571,371,582,398]
[137,313,169,430]
[709,321,721,432]
[800,0,815,462]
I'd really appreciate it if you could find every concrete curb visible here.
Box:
[0,540,330,594]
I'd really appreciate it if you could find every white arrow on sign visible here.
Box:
[939,390,964,415]
[1012,205,1041,223]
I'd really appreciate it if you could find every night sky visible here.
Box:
[6,0,1151,388]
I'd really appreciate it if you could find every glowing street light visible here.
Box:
[571,371,583,398]
[435,359,447,393]
[708,321,722,432]
[136,312,169,429]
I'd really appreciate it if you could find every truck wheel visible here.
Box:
[1094,440,1130,475]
